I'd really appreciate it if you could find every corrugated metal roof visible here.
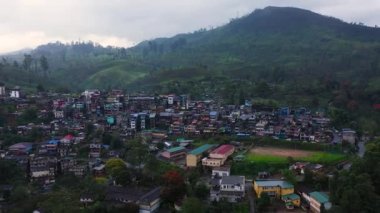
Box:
[189,144,215,155]
[310,191,329,203]
[282,193,300,201]
[166,146,185,153]
[254,180,294,189]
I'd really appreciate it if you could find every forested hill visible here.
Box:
[0,6,380,132]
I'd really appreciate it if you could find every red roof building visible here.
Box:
[210,145,235,159]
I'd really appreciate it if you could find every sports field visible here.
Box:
[247,146,346,164]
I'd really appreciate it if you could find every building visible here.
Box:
[212,166,231,178]
[10,87,20,98]
[281,193,301,209]
[0,83,5,96]
[29,157,57,184]
[253,180,295,199]
[8,142,33,155]
[139,187,162,213]
[89,144,102,158]
[105,186,161,213]
[61,134,74,146]
[161,146,186,160]
[211,176,245,202]
[68,165,87,177]
[186,144,214,167]
[309,192,331,213]
[202,144,235,167]
[342,128,356,144]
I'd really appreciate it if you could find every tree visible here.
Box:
[10,186,29,202]
[105,158,130,186]
[194,183,209,200]
[181,197,205,213]
[125,139,149,169]
[36,84,45,92]
[39,55,49,76]
[281,169,297,186]
[0,160,23,184]
[329,139,380,212]
[257,192,271,211]
[161,170,185,204]
[22,54,33,72]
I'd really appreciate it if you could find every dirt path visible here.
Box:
[250,147,315,158]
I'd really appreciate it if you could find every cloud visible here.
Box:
[0,0,379,53]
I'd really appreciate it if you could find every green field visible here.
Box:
[245,151,347,164]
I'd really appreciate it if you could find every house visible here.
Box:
[8,142,33,155]
[282,193,301,209]
[212,166,231,178]
[309,192,331,213]
[186,144,214,167]
[0,83,6,96]
[89,143,102,158]
[105,186,161,213]
[202,144,235,167]
[61,134,74,146]
[68,165,87,177]
[80,193,94,207]
[93,164,106,177]
[211,176,245,202]
[29,157,57,184]
[253,179,294,199]
[139,187,161,213]
[10,87,20,98]
[160,146,186,160]
[54,110,64,119]
[342,128,356,144]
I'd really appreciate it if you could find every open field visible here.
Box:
[247,146,347,164]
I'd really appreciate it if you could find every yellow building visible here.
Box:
[186,144,215,167]
[282,193,301,207]
[253,180,295,198]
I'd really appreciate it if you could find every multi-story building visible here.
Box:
[202,144,235,167]
[211,176,245,202]
[253,180,295,198]
[186,144,215,167]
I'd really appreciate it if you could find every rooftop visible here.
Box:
[221,176,245,185]
[166,146,186,153]
[254,179,294,189]
[211,144,234,155]
[189,144,215,155]
[282,193,300,201]
[310,191,329,204]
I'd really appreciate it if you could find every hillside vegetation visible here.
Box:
[0,6,379,133]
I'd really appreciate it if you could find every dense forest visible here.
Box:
[1,6,380,133]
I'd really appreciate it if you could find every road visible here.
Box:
[246,180,255,213]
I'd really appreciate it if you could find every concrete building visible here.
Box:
[202,144,235,167]
[161,146,186,160]
[186,144,214,167]
[309,192,331,213]
[211,176,245,202]
[212,166,231,178]
[253,180,295,199]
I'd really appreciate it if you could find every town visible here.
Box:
[0,85,369,212]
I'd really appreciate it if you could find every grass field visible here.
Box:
[246,146,347,164]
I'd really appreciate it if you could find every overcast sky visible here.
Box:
[0,0,379,53]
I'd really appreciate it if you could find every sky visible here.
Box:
[1,0,379,53]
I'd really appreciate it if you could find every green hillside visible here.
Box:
[1,6,380,133]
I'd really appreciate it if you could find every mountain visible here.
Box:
[1,6,380,132]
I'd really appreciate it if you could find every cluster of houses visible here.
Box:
[253,178,331,212]
[0,87,357,144]
[0,87,343,212]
